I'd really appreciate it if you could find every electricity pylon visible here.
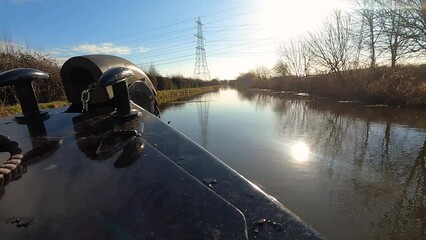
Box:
[194,17,211,81]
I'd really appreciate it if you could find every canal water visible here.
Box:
[160,87,426,240]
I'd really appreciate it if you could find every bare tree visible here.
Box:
[396,0,426,53]
[354,0,383,68]
[253,66,271,80]
[277,38,311,76]
[273,60,289,77]
[306,11,354,79]
[377,0,412,67]
[141,62,160,89]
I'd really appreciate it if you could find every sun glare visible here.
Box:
[228,0,353,79]
[255,0,352,40]
[217,88,240,104]
[291,141,310,163]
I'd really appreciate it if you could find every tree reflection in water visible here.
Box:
[237,89,426,239]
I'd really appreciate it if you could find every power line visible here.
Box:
[114,26,195,46]
[52,7,269,56]
[137,35,280,65]
[107,2,255,42]
[141,53,195,64]
[136,43,280,66]
[142,51,276,67]
[126,29,276,58]
[129,45,194,58]
[115,24,265,49]
[153,57,194,67]
[106,2,254,40]
[50,2,255,45]
[135,38,278,59]
[54,4,285,68]
[130,41,195,58]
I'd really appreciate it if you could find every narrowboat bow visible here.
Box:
[0,55,323,239]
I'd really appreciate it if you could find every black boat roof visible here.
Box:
[0,55,322,239]
[0,105,322,239]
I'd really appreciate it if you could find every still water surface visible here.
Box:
[160,87,426,240]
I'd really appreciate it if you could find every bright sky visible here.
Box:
[0,0,350,79]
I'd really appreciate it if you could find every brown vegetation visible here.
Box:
[144,65,220,91]
[0,39,219,109]
[302,65,426,106]
[234,65,426,106]
[157,86,219,105]
[234,0,426,107]
[0,39,65,105]
[0,40,220,116]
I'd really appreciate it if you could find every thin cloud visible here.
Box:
[0,41,28,52]
[54,57,68,65]
[138,47,150,53]
[71,43,132,55]
[46,49,61,55]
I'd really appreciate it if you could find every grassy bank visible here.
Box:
[0,87,219,117]
[0,101,69,118]
[156,86,219,104]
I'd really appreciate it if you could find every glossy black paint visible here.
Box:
[0,105,323,239]
[0,68,49,87]
[61,55,155,106]
[0,68,49,117]
[98,67,134,87]
[0,108,248,239]
[98,67,136,118]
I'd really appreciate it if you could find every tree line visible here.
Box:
[143,64,219,91]
[277,0,426,78]
[234,0,426,106]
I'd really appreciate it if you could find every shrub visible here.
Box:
[0,41,65,105]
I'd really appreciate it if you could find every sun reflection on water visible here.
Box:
[291,141,310,163]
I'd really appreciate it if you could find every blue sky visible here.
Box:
[0,0,345,79]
